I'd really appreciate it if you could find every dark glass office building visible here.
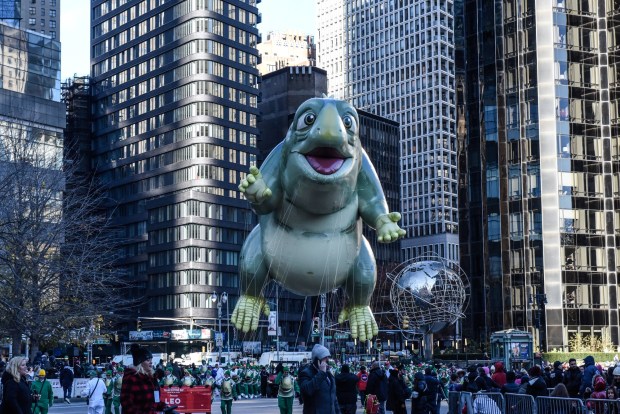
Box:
[90,0,261,349]
[458,0,620,350]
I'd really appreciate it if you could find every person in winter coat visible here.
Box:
[424,367,440,414]
[525,366,549,398]
[298,343,340,414]
[81,370,107,414]
[581,355,601,397]
[120,344,167,414]
[385,367,411,414]
[335,364,359,414]
[30,369,53,414]
[546,361,564,388]
[500,371,520,394]
[356,365,369,408]
[410,371,427,414]
[491,362,507,388]
[365,361,388,414]
[1,356,32,414]
[586,375,608,414]
[58,363,74,403]
[563,358,583,398]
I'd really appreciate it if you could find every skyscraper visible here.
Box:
[317,0,459,265]
[90,0,261,349]
[0,0,60,39]
[458,0,620,350]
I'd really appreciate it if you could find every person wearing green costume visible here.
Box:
[31,369,54,414]
[112,366,124,414]
[217,370,237,414]
[275,366,299,414]
[103,370,114,414]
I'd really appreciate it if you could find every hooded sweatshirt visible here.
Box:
[580,356,600,396]
[491,362,507,387]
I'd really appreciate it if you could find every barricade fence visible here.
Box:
[449,391,597,414]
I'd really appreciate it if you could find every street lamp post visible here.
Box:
[211,292,230,364]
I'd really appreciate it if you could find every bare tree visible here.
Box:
[0,117,136,360]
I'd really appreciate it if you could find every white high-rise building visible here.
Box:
[317,0,459,263]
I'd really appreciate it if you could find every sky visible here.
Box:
[60,0,318,81]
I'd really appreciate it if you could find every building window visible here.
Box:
[50,30,56,39]
[49,9,56,17]
[51,0,56,5]
[40,18,44,26]
[29,7,35,14]
[28,18,36,25]
[49,20,56,28]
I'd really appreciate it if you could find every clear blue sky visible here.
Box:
[60,0,317,81]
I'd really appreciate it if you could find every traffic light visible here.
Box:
[137,319,142,331]
[375,339,382,350]
[402,315,409,329]
[312,317,320,334]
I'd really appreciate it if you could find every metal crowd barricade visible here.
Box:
[448,391,462,414]
[505,392,536,414]
[585,398,620,414]
[537,396,587,414]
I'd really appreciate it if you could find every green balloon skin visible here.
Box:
[239,97,394,313]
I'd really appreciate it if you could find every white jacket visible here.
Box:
[81,377,107,406]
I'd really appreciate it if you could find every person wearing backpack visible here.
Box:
[217,370,237,414]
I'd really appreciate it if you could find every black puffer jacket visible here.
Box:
[366,367,388,402]
[1,370,32,414]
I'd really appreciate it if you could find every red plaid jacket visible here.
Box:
[120,367,165,414]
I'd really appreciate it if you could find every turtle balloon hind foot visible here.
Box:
[338,306,379,341]
[231,295,270,333]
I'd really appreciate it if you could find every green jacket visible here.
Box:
[31,378,54,409]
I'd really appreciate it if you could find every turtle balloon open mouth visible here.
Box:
[305,147,346,175]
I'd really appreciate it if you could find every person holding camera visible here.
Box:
[1,356,32,414]
[30,369,53,414]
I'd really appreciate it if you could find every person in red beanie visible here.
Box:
[120,344,168,414]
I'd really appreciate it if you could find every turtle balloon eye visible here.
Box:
[296,112,316,130]
[343,115,354,129]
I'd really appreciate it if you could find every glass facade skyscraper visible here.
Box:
[90,0,261,341]
[458,0,620,350]
[317,0,459,265]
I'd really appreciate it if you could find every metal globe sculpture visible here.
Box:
[389,258,468,333]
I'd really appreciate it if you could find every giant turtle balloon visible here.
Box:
[231,97,406,341]
[390,259,467,333]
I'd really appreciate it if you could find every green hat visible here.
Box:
[106,370,113,376]
[166,367,173,372]
[225,370,231,376]
[283,366,290,372]
[116,366,124,372]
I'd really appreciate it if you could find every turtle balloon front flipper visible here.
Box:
[338,306,379,342]
[231,295,270,333]
[375,212,406,243]
[238,166,272,205]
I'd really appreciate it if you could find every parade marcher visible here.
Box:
[335,364,358,414]
[298,343,340,414]
[81,370,107,414]
[30,369,53,414]
[1,356,33,414]
[160,366,177,387]
[120,344,167,414]
[59,362,74,404]
[260,366,269,398]
[218,370,237,414]
[276,365,299,414]
[179,369,196,387]
[103,370,114,414]
[111,366,123,414]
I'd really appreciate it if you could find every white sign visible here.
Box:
[215,332,223,347]
[268,311,277,336]
[129,330,153,341]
